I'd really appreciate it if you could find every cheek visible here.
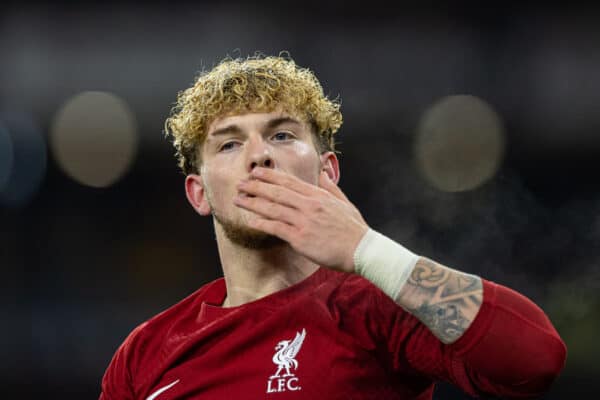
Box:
[286,143,321,183]
[201,168,233,203]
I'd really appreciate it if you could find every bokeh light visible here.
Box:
[414,95,505,192]
[0,111,47,207]
[50,91,138,188]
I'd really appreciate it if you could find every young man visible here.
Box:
[100,55,566,399]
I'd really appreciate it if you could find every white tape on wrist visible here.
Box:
[353,228,419,300]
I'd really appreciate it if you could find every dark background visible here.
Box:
[2,1,599,398]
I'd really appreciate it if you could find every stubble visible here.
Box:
[212,211,286,249]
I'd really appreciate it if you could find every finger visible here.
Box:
[247,217,296,243]
[250,167,318,197]
[319,171,349,202]
[234,195,302,226]
[238,179,307,210]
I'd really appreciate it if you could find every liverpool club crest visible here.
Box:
[266,329,306,393]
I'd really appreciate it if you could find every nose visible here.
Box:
[247,139,275,171]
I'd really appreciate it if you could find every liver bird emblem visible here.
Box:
[270,329,306,378]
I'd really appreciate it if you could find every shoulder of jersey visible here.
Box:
[125,279,222,346]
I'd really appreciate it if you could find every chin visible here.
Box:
[214,213,286,249]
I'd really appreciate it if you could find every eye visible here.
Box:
[219,141,240,152]
[272,131,294,141]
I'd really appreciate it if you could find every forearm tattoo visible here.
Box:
[396,257,483,344]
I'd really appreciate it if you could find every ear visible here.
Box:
[185,174,212,216]
[319,151,340,184]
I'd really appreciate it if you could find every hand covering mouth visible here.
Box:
[238,191,256,199]
[238,178,256,198]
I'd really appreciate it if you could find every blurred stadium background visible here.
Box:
[2,1,599,398]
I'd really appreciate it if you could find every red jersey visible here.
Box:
[100,268,566,399]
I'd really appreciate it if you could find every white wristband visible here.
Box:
[353,228,419,300]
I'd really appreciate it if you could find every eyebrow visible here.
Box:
[208,116,303,139]
[265,116,303,129]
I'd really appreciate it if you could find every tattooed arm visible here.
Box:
[395,257,483,344]
[352,230,565,396]
[376,256,566,398]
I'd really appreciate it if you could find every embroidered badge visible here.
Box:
[266,329,306,393]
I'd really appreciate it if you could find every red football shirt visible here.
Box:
[100,268,566,399]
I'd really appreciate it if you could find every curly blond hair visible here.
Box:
[164,53,343,175]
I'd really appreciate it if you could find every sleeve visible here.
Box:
[383,279,567,398]
[98,323,147,400]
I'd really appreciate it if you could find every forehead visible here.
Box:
[206,110,309,136]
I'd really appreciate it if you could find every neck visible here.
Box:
[214,223,319,308]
